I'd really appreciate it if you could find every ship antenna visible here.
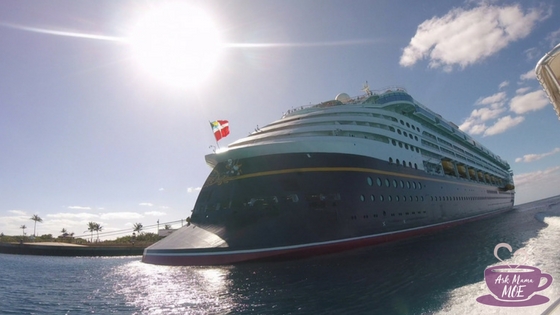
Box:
[362,81,372,96]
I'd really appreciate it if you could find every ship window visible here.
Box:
[393,179,398,188]
[398,129,402,135]
[400,120,404,125]
[415,196,419,201]
[406,181,411,188]
[377,177,382,186]
[389,157,393,163]
[409,134,414,139]
[409,162,412,168]
[399,142,403,148]
[403,195,406,202]
[392,139,397,146]
[371,194,375,201]
[405,144,409,150]
[395,195,400,201]
[404,131,408,137]
[388,195,392,202]
[385,178,390,187]
[409,196,413,201]
[421,196,424,201]
[415,136,419,141]
[400,180,404,188]
[414,163,418,169]
[367,177,373,186]
[412,182,416,189]
[402,160,406,167]
[380,195,384,201]
[418,181,422,189]
[360,195,365,201]
[406,122,410,128]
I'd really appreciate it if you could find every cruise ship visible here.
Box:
[142,86,515,266]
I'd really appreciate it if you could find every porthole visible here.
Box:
[367,177,373,186]
[403,131,408,137]
[409,162,412,168]
[418,181,422,189]
[388,195,392,202]
[409,196,413,201]
[409,134,413,139]
[421,196,424,201]
[414,163,418,169]
[398,129,402,135]
[376,177,382,186]
[396,159,400,165]
[385,178,390,187]
[360,195,365,201]
[392,139,397,146]
[406,122,410,128]
[415,196,419,201]
[399,142,403,148]
[396,195,400,201]
[400,120,404,125]
[403,195,406,202]
[400,180,404,188]
[380,195,384,202]
[406,181,411,189]
[415,136,418,141]
[389,157,393,163]
[402,160,406,167]
[412,182,416,189]
[371,195,375,201]
[405,144,409,150]
[393,179,398,188]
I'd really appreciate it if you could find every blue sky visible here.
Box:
[1,0,559,238]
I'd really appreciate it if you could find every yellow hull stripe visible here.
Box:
[226,166,505,190]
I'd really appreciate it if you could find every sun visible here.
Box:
[128,3,223,88]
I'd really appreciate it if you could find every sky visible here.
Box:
[1,0,559,239]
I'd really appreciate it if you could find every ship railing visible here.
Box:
[282,86,408,118]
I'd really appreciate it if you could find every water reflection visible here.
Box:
[111,262,234,314]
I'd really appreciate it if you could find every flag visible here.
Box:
[210,120,230,141]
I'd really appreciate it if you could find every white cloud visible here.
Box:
[515,87,531,94]
[498,81,509,89]
[400,4,547,69]
[8,210,28,216]
[483,115,524,136]
[514,166,560,187]
[144,211,167,216]
[159,188,165,191]
[47,212,98,220]
[546,28,560,47]
[139,202,153,207]
[523,47,540,60]
[100,212,144,220]
[475,91,506,106]
[68,206,91,210]
[187,187,201,193]
[519,69,536,80]
[509,90,549,114]
[515,148,560,163]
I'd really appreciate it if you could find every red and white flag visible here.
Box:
[210,120,230,141]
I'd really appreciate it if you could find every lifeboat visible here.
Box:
[441,160,455,175]
[477,171,484,182]
[468,168,476,178]
[457,165,467,177]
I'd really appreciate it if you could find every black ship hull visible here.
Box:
[142,152,514,265]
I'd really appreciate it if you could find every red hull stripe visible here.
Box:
[142,208,510,266]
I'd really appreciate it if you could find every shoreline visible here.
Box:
[0,242,146,257]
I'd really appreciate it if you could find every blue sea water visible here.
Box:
[2,196,560,315]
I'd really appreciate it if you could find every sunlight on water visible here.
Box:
[111,261,234,314]
[433,207,560,315]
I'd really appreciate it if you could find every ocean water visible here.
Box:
[2,196,560,315]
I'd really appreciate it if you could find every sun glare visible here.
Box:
[128,3,223,88]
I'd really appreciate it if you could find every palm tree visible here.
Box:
[61,228,67,234]
[86,222,97,242]
[164,224,172,230]
[30,214,43,237]
[20,224,26,239]
[94,223,103,242]
[133,222,143,234]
